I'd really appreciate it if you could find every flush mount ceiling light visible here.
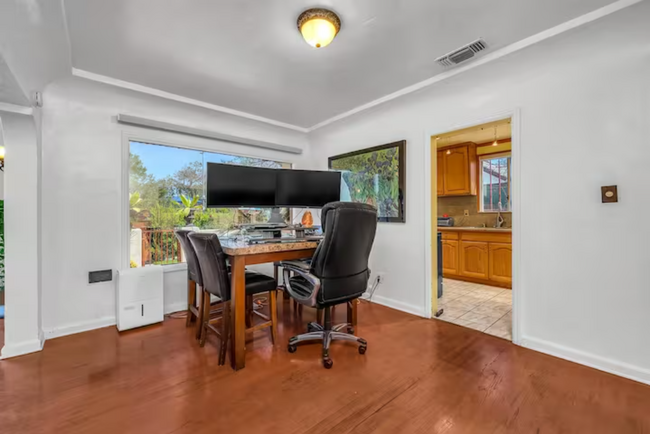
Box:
[297,8,341,48]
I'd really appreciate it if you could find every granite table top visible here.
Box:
[220,238,319,256]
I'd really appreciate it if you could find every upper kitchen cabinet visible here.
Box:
[438,142,478,196]
[436,150,445,196]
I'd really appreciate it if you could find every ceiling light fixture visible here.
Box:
[297,8,341,49]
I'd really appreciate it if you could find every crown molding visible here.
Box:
[306,0,642,132]
[68,0,640,134]
[71,68,310,133]
[0,102,34,116]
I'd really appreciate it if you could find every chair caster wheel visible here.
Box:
[288,344,297,353]
[307,323,318,333]
[323,358,333,369]
[359,345,367,355]
[347,326,355,334]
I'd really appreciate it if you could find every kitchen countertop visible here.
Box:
[437,226,512,233]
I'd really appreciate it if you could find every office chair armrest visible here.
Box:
[281,264,321,308]
[278,260,310,271]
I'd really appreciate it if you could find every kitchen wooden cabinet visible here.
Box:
[489,243,512,286]
[438,143,477,197]
[441,240,459,275]
[437,150,445,196]
[438,228,511,288]
[460,241,489,280]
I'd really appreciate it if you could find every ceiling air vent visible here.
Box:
[436,38,487,67]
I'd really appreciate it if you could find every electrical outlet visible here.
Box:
[376,272,386,284]
[464,209,470,216]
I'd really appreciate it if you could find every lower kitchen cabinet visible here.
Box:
[488,243,512,286]
[441,240,459,275]
[460,241,489,280]
[438,228,512,288]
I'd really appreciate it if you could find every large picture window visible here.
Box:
[479,153,511,212]
[129,141,290,267]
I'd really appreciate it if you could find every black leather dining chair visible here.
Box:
[174,229,204,338]
[188,232,278,365]
[280,202,377,369]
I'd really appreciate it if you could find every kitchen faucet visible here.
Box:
[495,202,505,228]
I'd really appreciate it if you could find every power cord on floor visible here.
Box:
[165,295,269,320]
[359,276,381,303]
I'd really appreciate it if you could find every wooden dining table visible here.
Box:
[221,239,319,370]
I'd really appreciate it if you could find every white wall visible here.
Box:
[0,111,41,358]
[40,76,309,338]
[308,2,650,383]
[0,168,4,200]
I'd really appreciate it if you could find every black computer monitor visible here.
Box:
[206,163,277,207]
[275,169,341,208]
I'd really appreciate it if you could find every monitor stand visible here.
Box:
[268,207,285,225]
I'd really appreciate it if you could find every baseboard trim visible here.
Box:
[42,302,188,340]
[43,316,117,340]
[165,302,187,315]
[521,335,650,386]
[0,338,44,359]
[367,294,426,318]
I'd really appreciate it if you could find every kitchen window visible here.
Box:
[479,153,511,212]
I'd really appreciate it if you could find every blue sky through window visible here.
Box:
[130,141,238,179]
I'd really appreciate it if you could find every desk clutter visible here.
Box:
[236,222,322,244]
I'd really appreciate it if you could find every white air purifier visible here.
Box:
[116,265,164,331]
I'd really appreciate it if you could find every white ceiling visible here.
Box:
[0,0,72,108]
[64,0,618,129]
[0,56,30,106]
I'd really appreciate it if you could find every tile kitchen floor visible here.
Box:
[436,278,512,340]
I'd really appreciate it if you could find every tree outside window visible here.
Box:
[129,141,290,266]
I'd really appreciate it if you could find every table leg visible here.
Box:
[347,301,358,334]
[230,256,247,370]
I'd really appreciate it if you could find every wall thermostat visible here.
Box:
[601,185,618,203]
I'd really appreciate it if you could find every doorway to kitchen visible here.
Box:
[0,135,5,349]
[428,116,515,341]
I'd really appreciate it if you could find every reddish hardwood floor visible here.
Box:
[1,299,650,434]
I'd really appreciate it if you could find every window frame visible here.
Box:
[121,132,294,270]
[478,151,512,214]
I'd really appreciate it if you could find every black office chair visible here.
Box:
[280,202,377,369]
[174,230,204,338]
[188,232,278,365]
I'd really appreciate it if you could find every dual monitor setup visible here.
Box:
[206,163,342,240]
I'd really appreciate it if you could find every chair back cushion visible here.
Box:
[311,201,377,305]
[174,229,202,286]
[188,232,231,300]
